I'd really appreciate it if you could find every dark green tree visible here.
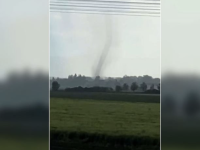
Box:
[123,83,129,91]
[131,82,138,91]
[140,82,147,92]
[115,85,122,92]
[52,81,60,91]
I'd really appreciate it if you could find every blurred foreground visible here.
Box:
[162,73,200,150]
[0,71,49,150]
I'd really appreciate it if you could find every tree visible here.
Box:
[131,82,138,92]
[157,83,160,91]
[150,84,154,90]
[115,85,122,92]
[122,83,129,91]
[52,81,60,91]
[140,82,147,92]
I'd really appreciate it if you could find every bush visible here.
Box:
[52,81,60,91]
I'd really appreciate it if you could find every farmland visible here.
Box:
[51,93,160,150]
[50,91,160,103]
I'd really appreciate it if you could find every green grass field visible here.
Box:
[50,91,160,103]
[51,96,160,150]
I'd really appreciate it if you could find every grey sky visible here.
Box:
[50,11,160,78]
[1,0,200,80]
[162,0,200,75]
[0,0,49,80]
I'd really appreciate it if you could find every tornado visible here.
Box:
[94,15,112,77]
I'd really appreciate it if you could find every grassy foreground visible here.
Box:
[51,98,160,150]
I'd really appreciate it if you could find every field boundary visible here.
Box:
[50,91,160,103]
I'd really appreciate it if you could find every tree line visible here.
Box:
[52,80,160,94]
[50,74,160,90]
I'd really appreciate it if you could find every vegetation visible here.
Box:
[50,74,160,90]
[50,91,160,103]
[140,82,147,91]
[123,83,129,91]
[50,74,160,150]
[150,84,155,90]
[51,98,160,150]
[131,82,138,91]
[52,81,60,91]
[157,83,160,91]
[115,85,122,92]
[65,86,114,92]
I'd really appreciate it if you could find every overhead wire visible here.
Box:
[50,0,160,17]
[51,1,160,8]
[51,7,160,14]
[52,0,160,5]
[50,10,160,17]
[50,4,160,11]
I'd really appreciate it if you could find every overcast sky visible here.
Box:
[1,0,200,80]
[0,0,49,80]
[162,0,200,76]
[50,11,161,78]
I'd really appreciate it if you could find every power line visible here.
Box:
[50,0,160,17]
[51,7,160,14]
[51,7,160,15]
[51,0,160,9]
[51,2,160,9]
[50,10,160,17]
[51,0,160,5]
[50,4,160,11]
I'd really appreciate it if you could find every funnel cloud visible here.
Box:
[94,16,112,77]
